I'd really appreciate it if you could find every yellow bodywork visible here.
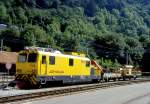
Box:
[16,50,92,85]
[37,52,90,76]
[120,65,135,76]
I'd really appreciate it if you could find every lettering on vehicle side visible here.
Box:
[81,60,85,63]
[49,70,64,73]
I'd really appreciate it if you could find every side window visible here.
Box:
[49,56,55,65]
[86,61,90,67]
[42,56,46,64]
[69,58,74,66]
[18,53,27,63]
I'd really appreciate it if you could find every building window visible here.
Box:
[69,58,74,66]
[86,61,90,67]
[49,56,55,65]
[42,56,46,64]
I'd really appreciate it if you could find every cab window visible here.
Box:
[49,56,55,65]
[42,56,46,64]
[69,58,74,66]
[28,53,37,62]
[18,53,27,62]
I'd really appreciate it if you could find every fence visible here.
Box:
[0,72,14,89]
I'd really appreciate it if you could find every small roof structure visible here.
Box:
[0,24,7,30]
[124,65,134,69]
[0,51,18,64]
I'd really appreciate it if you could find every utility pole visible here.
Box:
[86,48,90,58]
[32,34,36,46]
[126,52,128,65]
[1,39,3,51]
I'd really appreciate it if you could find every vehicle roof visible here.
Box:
[37,51,90,61]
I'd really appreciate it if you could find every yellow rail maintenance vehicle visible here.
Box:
[120,65,138,80]
[14,47,102,88]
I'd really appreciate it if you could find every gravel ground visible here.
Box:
[0,83,100,97]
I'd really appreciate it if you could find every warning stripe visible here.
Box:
[31,75,37,85]
[23,75,28,81]
[15,74,21,80]
[21,75,26,80]
[30,78,35,85]
[28,75,33,85]
[15,74,37,85]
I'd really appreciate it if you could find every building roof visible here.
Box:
[38,51,90,61]
[0,24,7,30]
[0,51,18,64]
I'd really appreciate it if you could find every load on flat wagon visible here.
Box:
[103,65,141,82]
[12,47,102,88]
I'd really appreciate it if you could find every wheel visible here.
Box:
[113,78,116,81]
[16,81,26,89]
[8,81,16,87]
[92,79,100,83]
[129,77,131,80]
[104,78,108,82]
[108,78,110,82]
[134,76,136,80]
[123,76,126,81]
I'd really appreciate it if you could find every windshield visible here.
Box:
[28,53,37,62]
[18,53,27,62]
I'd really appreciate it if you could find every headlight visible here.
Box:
[17,69,22,73]
[32,69,36,74]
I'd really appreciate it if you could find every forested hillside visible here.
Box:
[0,0,150,68]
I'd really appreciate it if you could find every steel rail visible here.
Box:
[0,79,150,104]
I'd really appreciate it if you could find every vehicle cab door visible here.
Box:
[40,55,47,75]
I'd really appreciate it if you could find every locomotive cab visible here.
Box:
[15,50,39,88]
[17,52,38,74]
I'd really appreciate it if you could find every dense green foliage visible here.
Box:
[0,0,150,68]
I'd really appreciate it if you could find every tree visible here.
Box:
[0,3,8,23]
[46,17,61,36]
[94,33,125,50]
[20,25,47,46]
[22,0,36,7]
[125,37,144,65]
[14,7,28,24]
[93,33,126,62]
[139,35,150,47]
[0,28,20,39]
[54,33,80,52]
[0,28,22,51]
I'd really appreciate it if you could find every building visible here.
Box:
[0,51,18,75]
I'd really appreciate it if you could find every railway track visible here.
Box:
[0,78,150,104]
